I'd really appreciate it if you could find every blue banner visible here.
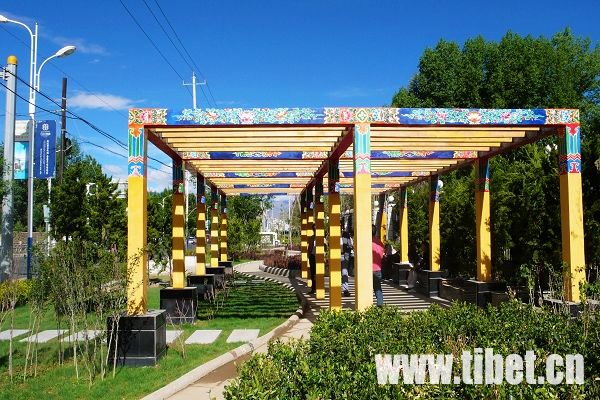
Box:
[14,141,28,180]
[34,120,56,179]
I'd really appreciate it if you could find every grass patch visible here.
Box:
[0,269,298,400]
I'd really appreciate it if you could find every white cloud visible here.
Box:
[70,92,138,110]
[147,164,172,192]
[102,164,127,180]
[49,35,108,56]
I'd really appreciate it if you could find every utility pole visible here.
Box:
[183,72,206,238]
[1,56,18,281]
[59,77,67,182]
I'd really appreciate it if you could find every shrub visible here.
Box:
[224,301,600,399]
[0,279,33,307]
[262,252,300,270]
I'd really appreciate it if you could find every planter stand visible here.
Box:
[463,280,507,307]
[187,274,216,300]
[416,270,448,297]
[159,287,198,324]
[107,309,166,366]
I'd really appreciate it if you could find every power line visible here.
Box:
[152,0,218,107]
[119,0,192,98]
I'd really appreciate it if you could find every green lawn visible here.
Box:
[0,271,298,400]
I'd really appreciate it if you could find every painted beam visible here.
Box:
[353,123,373,310]
[558,124,586,302]
[475,159,492,282]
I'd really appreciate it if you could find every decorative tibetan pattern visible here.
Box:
[558,124,582,174]
[430,176,441,202]
[128,126,145,177]
[380,151,434,158]
[303,151,329,159]
[399,108,545,125]
[128,108,167,125]
[372,151,478,159]
[453,151,479,159]
[170,108,321,125]
[545,109,579,125]
[324,108,399,124]
[476,159,490,192]
[354,123,371,174]
[183,151,210,159]
[232,151,282,158]
[172,161,184,194]
[204,172,225,178]
[411,171,430,176]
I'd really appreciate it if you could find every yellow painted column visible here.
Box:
[196,174,206,275]
[399,187,409,262]
[219,194,228,262]
[306,189,314,288]
[558,124,586,302]
[328,160,342,310]
[429,175,441,271]
[210,187,220,267]
[300,194,308,279]
[171,161,185,289]
[475,159,492,282]
[353,123,373,310]
[127,123,148,315]
[314,179,326,300]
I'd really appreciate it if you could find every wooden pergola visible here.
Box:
[127,107,584,315]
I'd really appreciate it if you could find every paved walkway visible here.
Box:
[166,261,314,400]
[165,261,445,399]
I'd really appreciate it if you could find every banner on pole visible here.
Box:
[14,141,28,180]
[34,120,56,179]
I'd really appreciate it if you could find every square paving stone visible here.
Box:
[166,330,183,344]
[63,330,102,342]
[0,329,29,340]
[185,330,222,344]
[226,329,260,343]
[20,329,68,343]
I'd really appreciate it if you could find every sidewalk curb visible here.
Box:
[142,262,307,400]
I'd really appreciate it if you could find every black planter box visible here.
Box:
[187,274,216,300]
[394,263,413,286]
[463,280,507,307]
[107,310,166,366]
[416,270,448,297]
[218,261,234,279]
[543,298,582,317]
[205,267,226,287]
[439,282,466,302]
[159,287,198,324]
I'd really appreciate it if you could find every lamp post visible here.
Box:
[0,14,75,277]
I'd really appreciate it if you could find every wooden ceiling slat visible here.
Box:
[370,146,493,151]
[372,126,539,132]
[175,146,334,151]
[166,138,338,144]
[371,138,512,143]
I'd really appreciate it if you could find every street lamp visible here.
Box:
[1,14,76,277]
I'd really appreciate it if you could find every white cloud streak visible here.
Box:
[70,92,138,110]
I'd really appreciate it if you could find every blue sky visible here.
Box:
[1,0,599,192]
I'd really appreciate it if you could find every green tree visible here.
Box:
[391,29,600,281]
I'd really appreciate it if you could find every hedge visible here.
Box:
[224,301,600,399]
